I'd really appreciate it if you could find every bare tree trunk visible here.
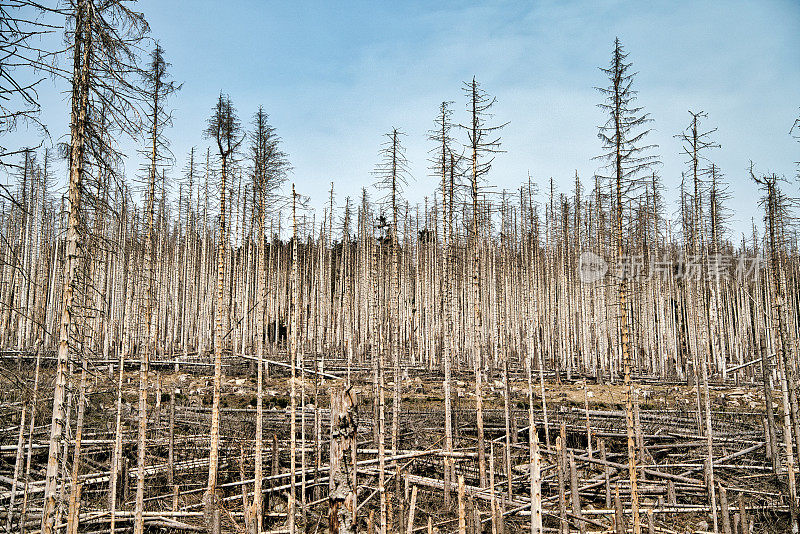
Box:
[66,356,87,534]
[329,385,357,534]
[527,355,542,534]
[41,4,91,532]
[6,397,27,533]
[289,184,299,534]
[205,155,227,534]
[18,341,41,534]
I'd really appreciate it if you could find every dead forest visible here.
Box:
[2,1,800,533]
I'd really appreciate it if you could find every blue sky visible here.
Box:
[6,0,800,239]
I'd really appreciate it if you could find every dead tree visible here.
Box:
[203,92,242,534]
[374,127,411,526]
[133,41,178,534]
[677,110,720,533]
[41,2,148,533]
[462,77,506,488]
[752,170,799,530]
[247,106,289,534]
[329,385,358,534]
[289,184,304,534]
[595,37,659,534]
[429,100,457,507]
